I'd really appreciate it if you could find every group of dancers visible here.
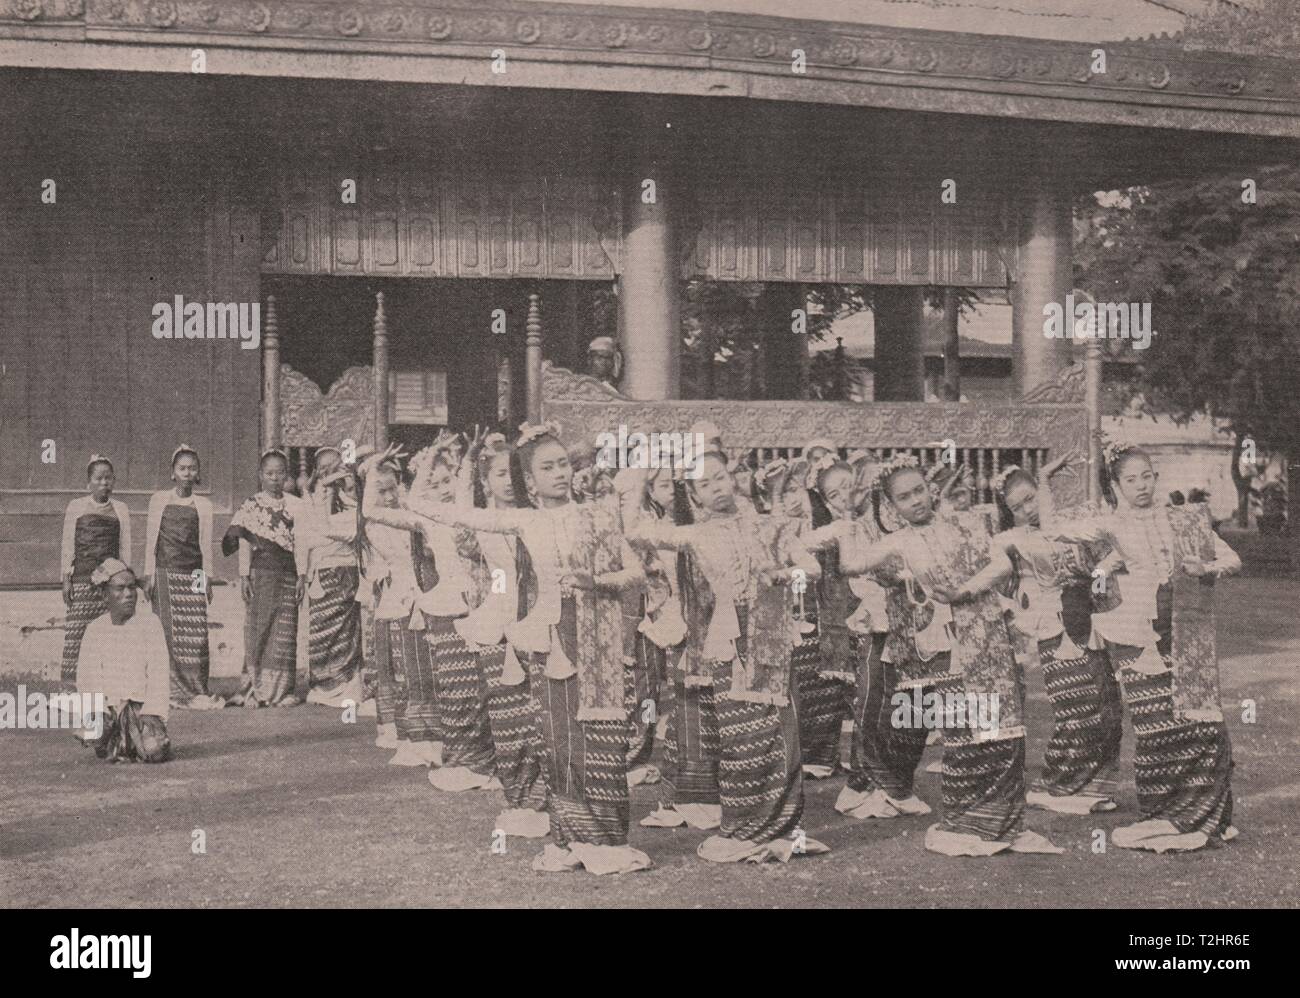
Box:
[63,419,1242,872]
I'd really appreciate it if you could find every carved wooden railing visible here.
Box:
[540,360,1090,507]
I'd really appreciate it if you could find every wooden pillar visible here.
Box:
[1011,181,1074,397]
[942,287,961,402]
[618,98,680,401]
[873,286,926,402]
[261,294,281,449]
[1084,330,1103,503]
[371,291,389,449]
[525,293,543,424]
[496,342,514,429]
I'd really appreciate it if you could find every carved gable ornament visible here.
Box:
[280,364,376,447]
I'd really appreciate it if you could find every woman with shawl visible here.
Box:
[624,452,829,864]
[1042,443,1240,852]
[222,449,308,708]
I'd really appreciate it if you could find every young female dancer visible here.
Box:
[845,456,1061,857]
[1044,444,1240,851]
[625,452,829,864]
[456,433,548,832]
[801,458,931,820]
[356,456,440,762]
[367,426,651,874]
[983,458,1123,814]
[624,466,722,831]
[62,455,131,685]
[362,439,494,789]
[143,446,221,709]
[301,447,365,708]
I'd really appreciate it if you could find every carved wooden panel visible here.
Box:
[263,169,616,280]
[689,177,1009,286]
[541,364,1089,506]
[280,364,376,448]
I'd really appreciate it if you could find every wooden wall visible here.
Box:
[0,154,262,584]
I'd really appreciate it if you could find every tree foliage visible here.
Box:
[1074,164,1300,458]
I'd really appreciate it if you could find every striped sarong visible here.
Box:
[359,603,378,706]
[939,683,1027,842]
[307,567,363,695]
[392,617,441,743]
[481,646,546,810]
[1034,634,1123,800]
[154,569,212,704]
[1107,642,1234,836]
[529,655,630,847]
[62,583,106,684]
[428,615,493,773]
[372,618,409,729]
[848,633,929,799]
[234,566,297,706]
[625,632,661,768]
[792,628,849,769]
[711,655,804,845]
[662,677,721,806]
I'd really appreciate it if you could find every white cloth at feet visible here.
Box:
[531,842,653,875]
[639,803,722,830]
[697,834,831,864]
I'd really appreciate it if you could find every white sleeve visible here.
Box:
[1209,533,1242,578]
[239,537,252,577]
[144,492,164,578]
[115,499,133,572]
[196,496,213,580]
[61,498,80,578]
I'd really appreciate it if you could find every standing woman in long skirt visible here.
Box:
[143,446,222,709]
[986,460,1123,814]
[623,466,722,831]
[62,455,132,685]
[363,439,496,789]
[846,456,1061,857]
[458,434,548,834]
[222,449,307,708]
[369,426,651,875]
[625,453,830,864]
[1043,443,1240,852]
[801,458,931,820]
[301,447,365,708]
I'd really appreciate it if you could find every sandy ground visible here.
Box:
[2,577,1297,908]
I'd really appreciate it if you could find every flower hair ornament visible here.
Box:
[90,557,132,586]
[871,453,921,494]
[172,443,198,463]
[806,451,838,489]
[760,457,788,483]
[86,453,111,474]
[991,464,1021,497]
[515,420,562,449]
[1102,436,1139,473]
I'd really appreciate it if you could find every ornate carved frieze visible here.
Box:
[24,1,1285,107]
[263,167,616,280]
[280,363,376,447]
[540,389,1089,506]
[542,359,628,402]
[1021,361,1086,405]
